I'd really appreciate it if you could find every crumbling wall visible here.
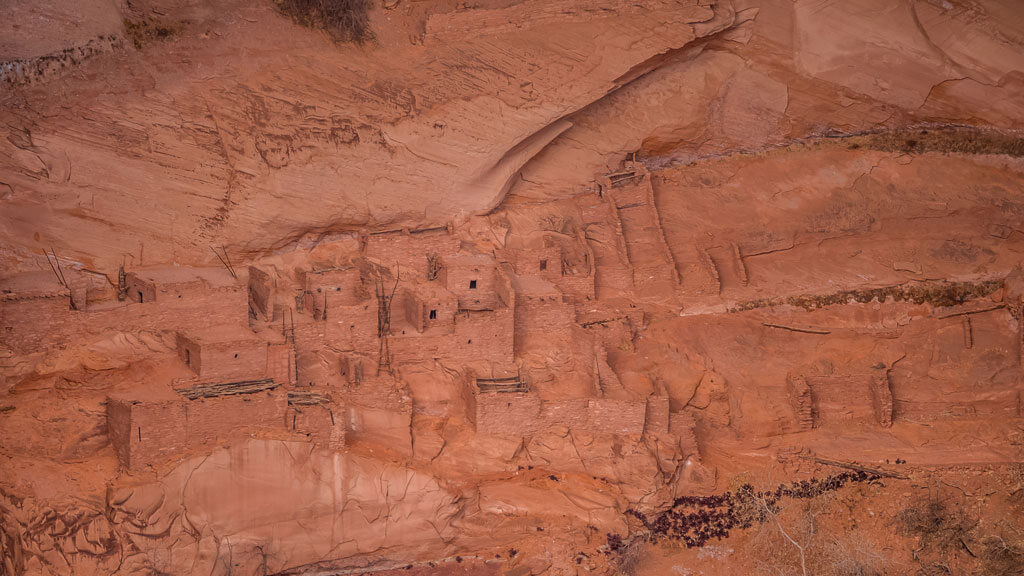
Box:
[363,229,458,280]
[612,164,682,285]
[806,375,877,426]
[787,374,814,431]
[511,241,563,283]
[563,228,597,301]
[346,403,413,456]
[870,371,894,427]
[267,343,296,385]
[475,392,542,436]
[541,398,647,435]
[537,398,590,432]
[67,275,89,311]
[474,394,648,438]
[339,353,372,385]
[514,292,574,350]
[3,286,248,355]
[184,388,288,449]
[644,396,670,435]
[303,268,366,314]
[551,236,596,301]
[176,332,203,375]
[668,411,699,458]
[125,268,240,303]
[599,180,632,269]
[324,302,378,352]
[248,265,275,320]
[495,266,514,309]
[583,398,646,435]
[287,404,344,449]
[695,247,722,296]
[578,309,642,351]
[0,296,73,353]
[107,387,293,471]
[594,342,625,396]
[397,288,424,333]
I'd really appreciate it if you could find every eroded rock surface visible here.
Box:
[2,1,1024,575]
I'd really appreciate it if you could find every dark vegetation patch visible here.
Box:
[276,0,374,44]
[898,495,1024,576]
[1,35,121,87]
[980,538,1024,576]
[898,498,975,552]
[608,471,879,552]
[124,18,178,49]
[730,279,1003,313]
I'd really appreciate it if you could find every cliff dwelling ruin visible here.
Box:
[2,1,1024,575]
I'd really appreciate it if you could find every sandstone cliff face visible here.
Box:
[2,1,1024,575]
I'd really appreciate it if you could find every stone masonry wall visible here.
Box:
[106,397,187,471]
[183,388,288,450]
[1,288,247,355]
[248,266,275,320]
[176,334,268,383]
[364,230,459,280]
[474,394,647,438]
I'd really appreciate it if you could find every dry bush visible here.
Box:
[748,495,891,576]
[980,537,1024,576]
[1008,464,1024,507]
[276,0,373,43]
[616,537,649,576]
[898,499,974,552]
[812,533,889,576]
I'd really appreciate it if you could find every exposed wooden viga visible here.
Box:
[175,378,277,400]
[287,390,332,406]
[475,375,528,393]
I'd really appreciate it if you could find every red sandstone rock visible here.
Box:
[2,1,1024,575]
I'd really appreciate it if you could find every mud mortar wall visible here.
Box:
[1,288,247,354]
[363,230,458,280]
[176,334,268,383]
[107,389,289,471]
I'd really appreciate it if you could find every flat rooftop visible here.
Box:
[0,271,69,301]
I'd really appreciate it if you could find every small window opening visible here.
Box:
[184,349,190,366]
[467,339,472,344]
[137,291,144,303]
[234,353,238,358]
[429,309,437,320]
[469,280,477,289]
[540,259,547,271]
